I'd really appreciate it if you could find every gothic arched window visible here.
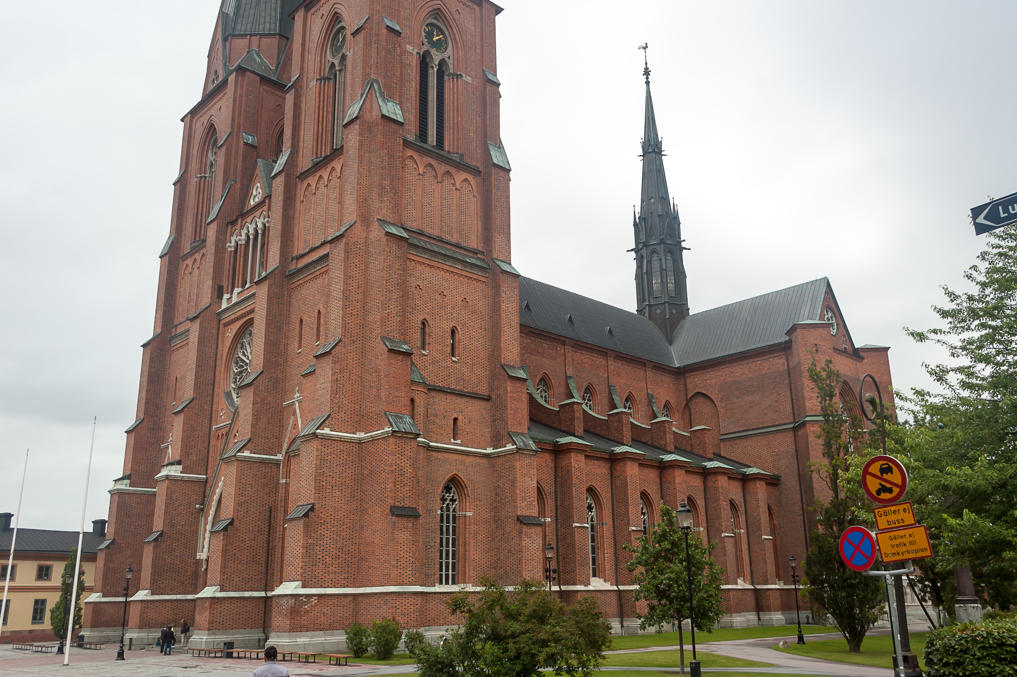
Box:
[450,327,458,358]
[640,498,649,536]
[535,376,551,405]
[229,325,254,403]
[193,127,218,241]
[438,482,459,585]
[420,319,429,352]
[418,18,451,149]
[582,386,595,412]
[319,22,347,155]
[624,394,635,418]
[662,402,672,420]
[730,500,746,580]
[586,491,599,579]
[666,253,677,296]
[650,252,663,298]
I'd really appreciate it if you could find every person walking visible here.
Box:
[180,618,191,645]
[253,645,289,676]
[165,626,176,655]
[158,626,171,655]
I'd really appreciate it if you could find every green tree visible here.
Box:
[624,504,724,670]
[415,579,610,677]
[802,358,884,653]
[902,226,1017,611]
[49,548,86,641]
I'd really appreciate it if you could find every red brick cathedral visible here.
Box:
[84,0,893,650]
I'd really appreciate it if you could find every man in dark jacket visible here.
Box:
[159,626,176,655]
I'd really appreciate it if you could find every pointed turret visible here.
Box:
[633,49,688,339]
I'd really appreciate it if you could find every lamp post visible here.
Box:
[788,556,806,645]
[676,501,701,677]
[115,565,132,661]
[543,542,557,591]
[56,573,72,654]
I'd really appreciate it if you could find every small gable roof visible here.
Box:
[0,528,105,555]
[671,278,829,366]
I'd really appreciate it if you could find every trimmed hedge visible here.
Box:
[369,618,402,659]
[924,617,1017,677]
[345,622,370,657]
[403,628,427,657]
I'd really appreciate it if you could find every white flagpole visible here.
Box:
[0,449,29,644]
[63,418,97,666]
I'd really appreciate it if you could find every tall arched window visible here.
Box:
[420,319,429,352]
[319,23,347,156]
[438,482,459,585]
[640,497,650,536]
[661,402,672,420]
[665,253,677,296]
[624,394,635,418]
[535,376,551,405]
[686,496,701,531]
[730,501,746,581]
[650,252,663,298]
[450,327,458,358]
[315,309,322,344]
[586,491,599,579]
[537,485,549,551]
[582,386,595,412]
[297,318,303,351]
[452,417,459,442]
[194,127,218,241]
[418,18,451,149]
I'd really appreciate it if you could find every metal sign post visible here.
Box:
[857,375,925,677]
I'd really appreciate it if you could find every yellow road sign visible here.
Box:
[873,502,917,531]
[876,524,933,563]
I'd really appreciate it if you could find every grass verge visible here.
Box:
[603,648,767,668]
[608,624,831,650]
[774,631,928,670]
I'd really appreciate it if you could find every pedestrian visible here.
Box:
[253,645,289,676]
[159,626,171,655]
[165,625,176,655]
[181,618,191,644]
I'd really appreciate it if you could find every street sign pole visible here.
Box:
[883,573,902,673]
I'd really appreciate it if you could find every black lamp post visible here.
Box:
[56,573,72,655]
[788,555,806,645]
[676,501,701,677]
[543,542,557,591]
[115,565,132,661]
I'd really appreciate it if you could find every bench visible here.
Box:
[80,641,104,650]
[189,647,224,658]
[294,651,319,663]
[326,653,352,666]
[12,642,33,651]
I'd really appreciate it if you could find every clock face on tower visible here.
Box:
[824,306,838,335]
[423,22,448,53]
[330,25,347,57]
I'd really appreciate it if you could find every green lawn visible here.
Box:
[608,624,831,650]
[596,673,831,677]
[603,648,766,668]
[330,653,417,665]
[774,631,929,670]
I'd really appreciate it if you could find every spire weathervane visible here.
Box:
[638,42,650,83]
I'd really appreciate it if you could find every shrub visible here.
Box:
[983,608,1017,621]
[403,628,427,657]
[345,622,370,657]
[369,617,402,660]
[924,617,1017,677]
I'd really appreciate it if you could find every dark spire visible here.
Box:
[632,47,689,339]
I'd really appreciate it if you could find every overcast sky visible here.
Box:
[2,1,1014,531]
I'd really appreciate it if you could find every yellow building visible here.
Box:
[0,513,105,643]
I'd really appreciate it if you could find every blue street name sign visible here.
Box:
[971,191,1017,235]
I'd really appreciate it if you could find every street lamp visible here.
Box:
[56,573,72,655]
[115,565,132,661]
[788,556,806,645]
[544,542,557,591]
[676,501,701,677]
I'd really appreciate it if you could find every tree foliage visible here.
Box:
[802,358,884,653]
[624,504,724,632]
[901,226,1017,610]
[415,579,610,677]
[49,548,85,641]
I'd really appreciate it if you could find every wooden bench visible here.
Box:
[80,641,105,650]
[12,642,33,651]
[326,653,352,665]
[30,644,56,653]
[294,651,319,663]
[189,647,224,658]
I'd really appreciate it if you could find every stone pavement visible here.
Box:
[0,645,409,676]
[697,633,894,677]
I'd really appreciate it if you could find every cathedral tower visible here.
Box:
[633,56,688,338]
[85,0,532,649]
